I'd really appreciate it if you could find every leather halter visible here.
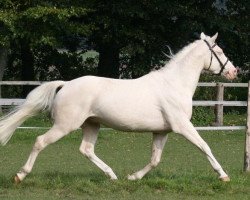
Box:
[204,40,229,76]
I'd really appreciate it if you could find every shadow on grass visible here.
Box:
[1,170,250,199]
[0,171,246,193]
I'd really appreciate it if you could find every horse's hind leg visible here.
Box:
[128,132,168,180]
[15,125,69,183]
[79,122,118,180]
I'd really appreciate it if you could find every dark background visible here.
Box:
[0,0,249,100]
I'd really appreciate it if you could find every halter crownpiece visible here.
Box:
[203,40,229,76]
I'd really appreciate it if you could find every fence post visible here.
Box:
[244,81,250,172]
[214,82,224,126]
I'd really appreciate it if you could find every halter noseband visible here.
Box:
[204,40,229,76]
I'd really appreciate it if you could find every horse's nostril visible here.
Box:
[231,68,237,75]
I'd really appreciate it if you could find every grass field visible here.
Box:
[0,114,250,199]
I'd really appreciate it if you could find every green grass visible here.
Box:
[0,127,250,200]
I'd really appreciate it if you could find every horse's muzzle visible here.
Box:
[225,67,238,80]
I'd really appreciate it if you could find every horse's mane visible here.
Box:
[170,40,199,62]
[150,39,201,74]
[163,40,200,69]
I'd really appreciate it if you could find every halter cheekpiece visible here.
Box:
[203,40,229,76]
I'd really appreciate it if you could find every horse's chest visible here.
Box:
[161,95,193,120]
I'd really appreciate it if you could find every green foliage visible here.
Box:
[33,45,98,80]
[0,5,90,45]
[191,107,215,126]
[0,0,97,95]
[2,45,98,84]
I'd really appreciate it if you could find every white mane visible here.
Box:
[154,40,201,74]
[166,40,200,66]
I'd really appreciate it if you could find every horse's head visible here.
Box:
[200,32,238,80]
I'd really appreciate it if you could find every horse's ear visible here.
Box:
[211,33,218,42]
[200,32,206,40]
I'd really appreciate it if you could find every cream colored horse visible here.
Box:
[0,33,237,183]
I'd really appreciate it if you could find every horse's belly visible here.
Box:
[92,108,169,132]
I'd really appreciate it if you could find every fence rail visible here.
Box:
[0,98,25,106]
[0,81,248,87]
[193,101,247,107]
[1,99,247,107]
[0,81,44,85]
[197,82,248,87]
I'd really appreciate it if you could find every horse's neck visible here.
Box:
[156,41,205,98]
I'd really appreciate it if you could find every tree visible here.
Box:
[0,1,91,96]
[81,0,173,78]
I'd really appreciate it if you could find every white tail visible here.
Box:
[0,81,65,145]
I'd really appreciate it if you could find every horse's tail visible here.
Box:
[0,81,65,145]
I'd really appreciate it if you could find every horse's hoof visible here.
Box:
[14,175,21,184]
[219,176,230,182]
[110,175,118,180]
[128,174,137,181]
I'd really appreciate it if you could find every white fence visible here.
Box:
[194,82,248,131]
[0,81,248,131]
[0,81,250,171]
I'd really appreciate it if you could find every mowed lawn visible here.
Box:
[0,126,249,200]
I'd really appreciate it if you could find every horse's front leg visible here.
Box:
[128,132,168,180]
[170,116,230,182]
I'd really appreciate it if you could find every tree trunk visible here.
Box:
[0,47,8,114]
[97,44,120,78]
[20,39,35,97]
